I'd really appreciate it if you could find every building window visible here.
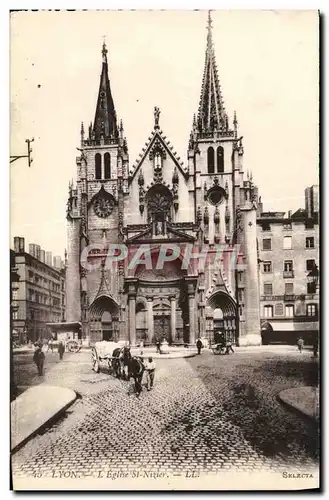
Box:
[264,283,273,296]
[285,282,294,294]
[306,304,318,317]
[263,305,273,318]
[275,303,284,316]
[284,260,293,272]
[306,259,316,271]
[283,223,292,230]
[307,282,317,294]
[104,153,111,179]
[283,236,292,249]
[263,261,272,273]
[95,153,102,180]
[262,238,272,250]
[13,311,18,320]
[12,289,18,300]
[305,220,314,229]
[262,223,271,231]
[207,147,215,174]
[154,152,162,169]
[217,146,224,173]
[306,236,315,248]
[285,305,294,317]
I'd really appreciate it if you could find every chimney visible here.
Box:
[46,251,52,267]
[19,237,25,253]
[29,243,36,257]
[288,210,292,219]
[40,249,45,263]
[14,237,20,253]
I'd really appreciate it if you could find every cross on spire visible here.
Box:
[206,10,213,46]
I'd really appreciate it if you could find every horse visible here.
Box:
[128,356,145,396]
[112,346,132,379]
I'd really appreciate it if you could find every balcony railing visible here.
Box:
[284,294,295,301]
[283,270,294,278]
[260,294,319,302]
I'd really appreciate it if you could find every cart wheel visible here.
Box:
[91,347,100,373]
[67,340,79,353]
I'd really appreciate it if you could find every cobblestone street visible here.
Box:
[12,349,319,487]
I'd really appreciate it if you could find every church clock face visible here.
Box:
[94,197,113,218]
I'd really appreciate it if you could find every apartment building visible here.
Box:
[11,237,66,344]
[257,187,319,344]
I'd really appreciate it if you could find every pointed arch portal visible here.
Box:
[206,291,236,344]
[89,295,120,342]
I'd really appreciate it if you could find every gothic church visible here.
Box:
[66,12,261,346]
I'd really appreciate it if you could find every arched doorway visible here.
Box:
[89,295,120,343]
[261,321,273,345]
[206,291,236,344]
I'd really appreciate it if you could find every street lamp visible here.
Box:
[10,138,34,166]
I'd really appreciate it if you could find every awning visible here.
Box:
[263,321,294,332]
[46,322,81,331]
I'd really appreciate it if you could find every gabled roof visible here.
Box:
[126,223,196,244]
[129,129,188,182]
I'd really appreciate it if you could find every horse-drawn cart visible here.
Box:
[210,344,226,355]
[91,341,129,377]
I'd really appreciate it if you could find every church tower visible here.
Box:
[66,13,261,347]
[188,12,261,346]
[66,42,128,344]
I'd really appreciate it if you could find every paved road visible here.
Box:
[12,349,319,482]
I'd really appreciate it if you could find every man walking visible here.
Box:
[225,340,234,355]
[144,356,156,391]
[196,337,203,355]
[313,337,319,358]
[33,345,45,376]
[58,340,65,360]
[297,337,304,353]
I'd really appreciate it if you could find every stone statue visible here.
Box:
[154,219,164,236]
[154,106,161,127]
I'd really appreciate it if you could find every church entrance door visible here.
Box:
[154,315,170,343]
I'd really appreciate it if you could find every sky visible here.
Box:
[10,9,319,257]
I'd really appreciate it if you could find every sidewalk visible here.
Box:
[13,346,35,355]
[11,385,77,452]
[278,386,319,421]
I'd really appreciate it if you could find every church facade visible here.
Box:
[66,13,262,347]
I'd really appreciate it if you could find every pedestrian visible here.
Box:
[33,345,45,376]
[297,337,304,353]
[225,341,234,355]
[144,356,156,391]
[58,340,65,360]
[156,340,161,354]
[47,338,54,352]
[196,337,203,355]
[313,338,319,358]
[139,339,144,356]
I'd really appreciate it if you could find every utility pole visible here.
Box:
[10,138,33,401]
[10,138,34,166]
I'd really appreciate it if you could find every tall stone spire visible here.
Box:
[93,41,118,142]
[197,11,230,136]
